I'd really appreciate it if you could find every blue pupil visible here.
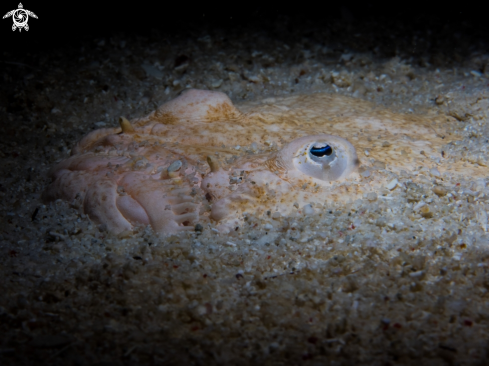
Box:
[310,145,332,157]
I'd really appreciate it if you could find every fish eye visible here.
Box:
[310,144,333,157]
[280,134,358,182]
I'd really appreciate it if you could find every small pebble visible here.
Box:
[470,70,482,77]
[432,186,448,196]
[168,160,182,172]
[194,223,203,232]
[248,75,261,83]
[303,204,315,215]
[420,206,433,218]
[141,64,164,80]
[429,168,441,177]
[386,178,398,190]
[272,212,281,219]
[331,71,351,87]
[409,270,424,278]
[413,202,426,211]
[211,79,223,88]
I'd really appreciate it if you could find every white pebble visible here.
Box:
[141,64,164,80]
[167,160,182,172]
[339,53,354,62]
[211,79,223,88]
[471,70,482,77]
[272,212,282,219]
[413,202,426,211]
[385,178,398,190]
[248,75,261,83]
[409,270,424,278]
[303,204,315,215]
[430,168,441,177]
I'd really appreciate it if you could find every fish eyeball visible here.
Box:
[279,134,359,181]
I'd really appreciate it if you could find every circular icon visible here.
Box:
[12,9,28,27]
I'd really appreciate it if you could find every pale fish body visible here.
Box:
[43,89,485,235]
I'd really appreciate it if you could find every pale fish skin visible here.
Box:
[43,89,486,236]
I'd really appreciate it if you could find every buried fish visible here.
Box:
[43,89,487,235]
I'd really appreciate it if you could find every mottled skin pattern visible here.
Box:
[43,89,487,236]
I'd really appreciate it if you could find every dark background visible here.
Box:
[2,2,489,57]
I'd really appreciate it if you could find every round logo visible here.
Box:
[12,9,28,28]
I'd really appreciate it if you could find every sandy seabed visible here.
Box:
[2,15,489,365]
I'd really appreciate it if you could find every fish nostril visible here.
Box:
[310,145,333,157]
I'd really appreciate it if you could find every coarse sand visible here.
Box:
[2,11,489,365]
